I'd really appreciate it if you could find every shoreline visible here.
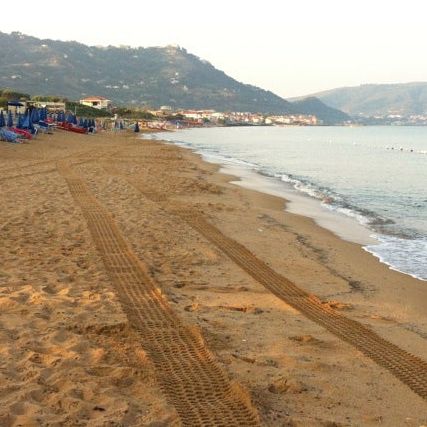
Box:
[1,131,426,425]
[148,131,426,282]
[152,134,427,315]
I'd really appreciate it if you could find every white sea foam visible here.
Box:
[365,235,427,281]
[144,127,427,282]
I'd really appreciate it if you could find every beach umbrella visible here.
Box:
[22,112,35,133]
[0,111,5,127]
[119,121,124,130]
[22,113,30,129]
[7,100,24,107]
[83,119,88,129]
[134,122,140,133]
[31,108,40,123]
[79,117,84,127]
[7,111,13,127]
[17,113,23,129]
[28,119,35,134]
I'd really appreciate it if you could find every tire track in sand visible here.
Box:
[173,209,427,401]
[101,161,427,401]
[0,149,99,183]
[56,160,260,426]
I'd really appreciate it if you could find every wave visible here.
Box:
[365,235,427,281]
[277,173,407,233]
[145,132,426,281]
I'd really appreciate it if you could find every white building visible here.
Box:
[79,96,112,110]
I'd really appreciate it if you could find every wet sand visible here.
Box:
[0,130,426,426]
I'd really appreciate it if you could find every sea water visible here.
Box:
[148,126,427,281]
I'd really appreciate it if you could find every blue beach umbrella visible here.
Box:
[22,113,30,129]
[29,119,35,134]
[83,119,88,129]
[134,122,140,133]
[31,108,40,123]
[22,112,35,133]
[57,111,65,122]
[7,100,24,107]
[17,113,23,129]
[0,111,5,127]
[78,117,84,127]
[7,110,13,127]
[119,121,124,130]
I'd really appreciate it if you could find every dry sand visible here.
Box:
[0,130,426,426]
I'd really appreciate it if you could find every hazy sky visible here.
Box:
[2,0,426,98]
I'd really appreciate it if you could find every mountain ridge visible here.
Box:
[0,31,349,123]
[292,82,427,116]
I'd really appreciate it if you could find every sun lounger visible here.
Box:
[0,128,22,143]
[9,127,32,140]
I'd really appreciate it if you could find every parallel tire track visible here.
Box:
[104,160,427,400]
[0,149,99,182]
[173,210,427,401]
[57,161,260,426]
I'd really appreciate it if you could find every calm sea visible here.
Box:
[149,126,427,281]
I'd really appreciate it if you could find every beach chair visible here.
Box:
[0,128,22,143]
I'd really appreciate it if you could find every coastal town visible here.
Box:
[1,93,323,130]
[5,86,427,134]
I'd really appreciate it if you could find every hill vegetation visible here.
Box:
[291,97,350,124]
[298,82,427,116]
[0,31,349,123]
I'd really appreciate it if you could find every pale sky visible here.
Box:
[2,0,427,98]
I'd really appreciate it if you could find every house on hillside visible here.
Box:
[79,96,112,110]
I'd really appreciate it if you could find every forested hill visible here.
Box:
[296,82,427,116]
[0,31,349,122]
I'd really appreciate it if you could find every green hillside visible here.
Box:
[298,83,427,116]
[0,31,349,123]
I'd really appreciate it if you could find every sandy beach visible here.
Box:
[0,129,426,426]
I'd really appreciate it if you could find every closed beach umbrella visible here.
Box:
[119,121,124,130]
[79,117,84,127]
[31,108,40,123]
[134,122,140,132]
[0,111,5,127]
[29,119,35,134]
[22,113,30,129]
[83,119,88,129]
[17,113,23,129]
[7,111,13,127]
[22,112,35,133]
